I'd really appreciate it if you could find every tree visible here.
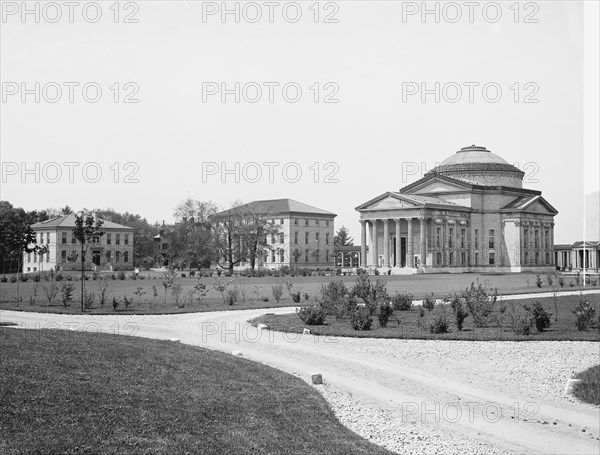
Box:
[0,201,44,274]
[174,198,218,224]
[4,218,37,305]
[73,212,104,312]
[334,226,354,247]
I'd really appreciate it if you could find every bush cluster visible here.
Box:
[350,305,373,331]
[296,305,327,325]
[391,292,413,311]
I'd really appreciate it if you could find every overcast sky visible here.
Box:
[1,1,598,243]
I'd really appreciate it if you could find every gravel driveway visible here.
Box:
[2,306,599,455]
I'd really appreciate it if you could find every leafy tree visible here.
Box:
[334,226,354,247]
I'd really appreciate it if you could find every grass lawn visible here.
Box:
[572,365,600,406]
[1,272,597,315]
[250,295,600,341]
[0,328,393,455]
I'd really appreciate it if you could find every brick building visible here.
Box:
[212,199,336,270]
[24,213,134,273]
[356,145,558,274]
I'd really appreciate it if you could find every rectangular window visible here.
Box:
[449,252,453,265]
[272,250,276,262]
[524,229,529,248]
[116,234,120,245]
[305,219,309,226]
[124,251,129,263]
[436,252,442,265]
[488,230,495,249]
[325,233,330,245]
[305,249,309,262]
[475,252,479,265]
[125,234,129,245]
[535,252,539,264]
[27,253,31,263]
[534,230,539,248]
[279,250,284,262]
[39,233,44,245]
[61,251,67,262]
[62,232,67,244]
[316,219,320,227]
[489,252,495,265]
[474,229,479,249]
[71,232,76,244]
[325,250,329,262]
[294,218,298,225]
[544,230,549,249]
[461,229,466,248]
[449,228,454,248]
[294,232,298,244]
[461,252,466,265]
[315,232,320,243]
[116,251,121,262]
[545,252,549,264]
[305,232,309,244]
[162,243,168,250]
[271,234,275,244]
[279,233,284,243]
[280,218,284,225]
[107,233,111,244]
[436,227,441,248]
[46,232,50,244]
[46,251,50,263]
[524,252,529,264]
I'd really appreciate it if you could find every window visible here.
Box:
[544,230,549,249]
[315,232,320,243]
[449,228,454,248]
[524,229,529,248]
[46,233,50,244]
[124,251,129,263]
[279,250,284,262]
[294,218,298,225]
[524,252,529,264]
[107,233,111,244]
[46,252,50,263]
[325,250,329,263]
[125,234,129,245]
[436,227,441,248]
[461,229,466,248]
[534,230,539,248]
[535,252,539,264]
[93,236,99,244]
[280,218,284,225]
[71,233,76,244]
[40,233,44,245]
[545,252,549,264]
[62,232,67,244]
[27,253,31,263]
[436,252,442,265]
[62,251,67,262]
[314,250,320,262]
[272,250,276,262]
[294,232,298,244]
[488,230,495,249]
[461,252,466,265]
[279,233,284,244]
[116,234,121,245]
[489,252,495,265]
[474,229,479,249]
[305,219,309,226]
[271,233,275,244]
[305,249,309,262]
[162,243,168,250]
[34,252,38,263]
[325,233,330,245]
[475,252,479,265]
[305,232,309,244]
[116,251,121,262]
[326,220,330,227]
[449,252,453,265]
[316,219,320,227]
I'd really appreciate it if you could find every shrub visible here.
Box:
[65,275,73,281]
[558,277,565,288]
[41,280,58,304]
[290,291,302,303]
[55,273,64,282]
[261,296,269,302]
[117,270,126,280]
[461,281,498,327]
[350,305,373,331]
[574,273,581,286]
[226,288,239,306]
[112,297,120,310]
[535,275,543,288]
[32,274,40,283]
[110,274,117,280]
[58,282,75,308]
[573,300,597,331]
[97,277,111,307]
[530,301,552,332]
[280,265,290,276]
[9,276,17,283]
[0,276,7,283]
[508,304,535,335]
[428,305,450,334]
[272,282,284,303]
[20,274,28,282]
[83,289,96,309]
[350,275,388,315]
[422,293,435,311]
[377,302,394,328]
[449,295,469,331]
[546,274,554,286]
[296,305,327,325]
[171,283,184,306]
[123,296,133,308]
[391,292,413,311]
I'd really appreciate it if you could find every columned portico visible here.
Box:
[406,218,414,268]
[395,219,401,267]
[383,219,390,267]
[419,217,426,267]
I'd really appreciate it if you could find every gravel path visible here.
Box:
[2,307,599,454]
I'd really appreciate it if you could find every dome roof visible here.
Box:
[426,145,525,188]
[440,145,511,166]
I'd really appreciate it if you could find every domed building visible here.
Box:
[355,145,558,273]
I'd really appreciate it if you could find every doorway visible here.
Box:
[392,237,407,267]
[92,250,101,266]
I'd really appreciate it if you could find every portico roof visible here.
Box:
[500,195,558,215]
[355,191,471,212]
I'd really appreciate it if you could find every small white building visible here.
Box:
[24,214,135,273]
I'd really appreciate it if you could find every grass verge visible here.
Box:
[0,328,392,455]
[572,365,600,406]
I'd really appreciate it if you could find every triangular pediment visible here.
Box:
[501,195,558,215]
[402,175,474,195]
[355,192,421,211]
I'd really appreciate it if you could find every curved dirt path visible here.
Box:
[2,307,599,454]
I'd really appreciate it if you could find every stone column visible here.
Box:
[442,219,447,267]
[383,219,390,267]
[420,217,426,267]
[395,219,401,267]
[371,220,378,267]
[549,223,555,266]
[360,220,367,267]
[407,218,414,267]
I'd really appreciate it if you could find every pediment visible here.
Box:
[405,178,472,195]
[369,196,419,210]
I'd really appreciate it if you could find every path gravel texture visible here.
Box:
[2,302,599,455]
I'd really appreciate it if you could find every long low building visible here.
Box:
[356,145,558,274]
[554,241,600,272]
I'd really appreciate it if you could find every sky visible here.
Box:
[1,1,598,243]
